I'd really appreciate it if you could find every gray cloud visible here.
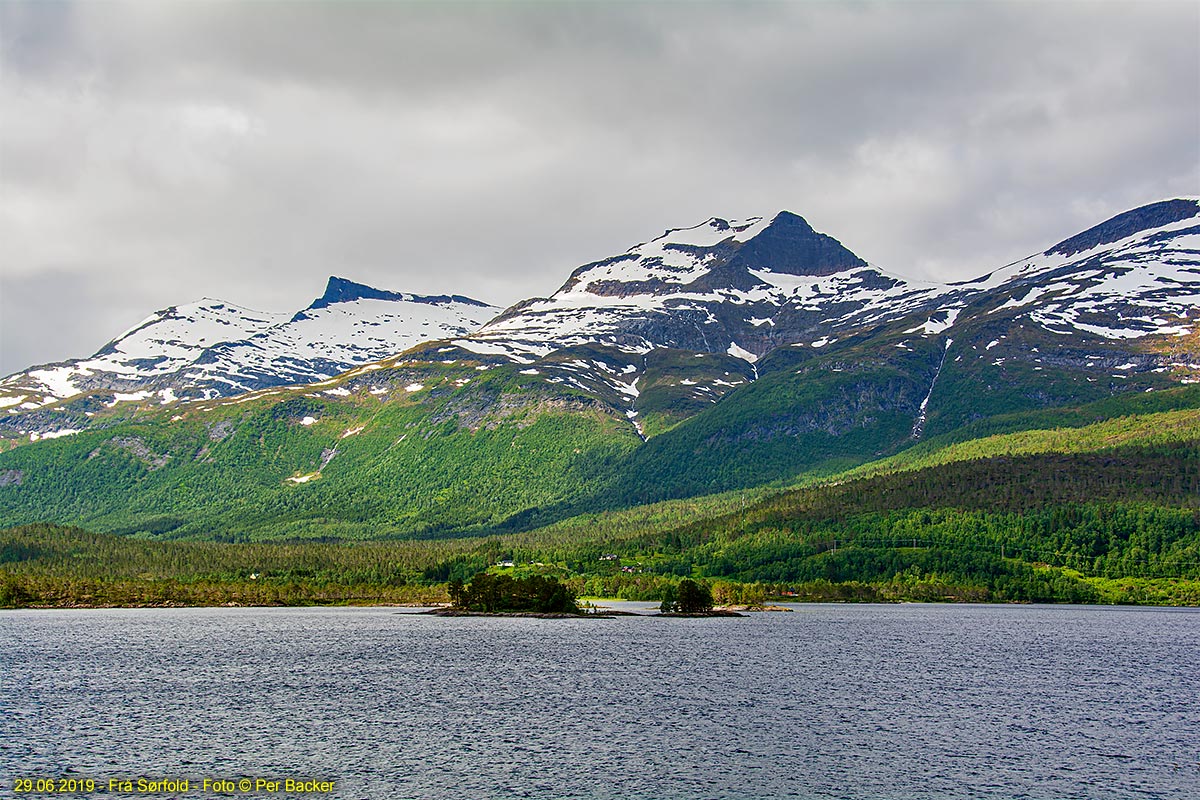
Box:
[2,0,1197,374]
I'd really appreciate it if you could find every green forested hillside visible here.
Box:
[0,367,639,539]
[4,393,1199,607]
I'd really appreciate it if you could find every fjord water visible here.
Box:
[3,604,1197,800]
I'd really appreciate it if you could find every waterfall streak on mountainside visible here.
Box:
[912,338,953,440]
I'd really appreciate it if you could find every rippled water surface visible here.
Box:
[3,603,1198,799]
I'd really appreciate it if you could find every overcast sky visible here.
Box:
[1,0,1197,375]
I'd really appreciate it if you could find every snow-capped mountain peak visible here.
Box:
[440,201,1199,418]
[97,300,288,361]
[457,210,937,365]
[1,278,499,413]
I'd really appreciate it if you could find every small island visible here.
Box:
[427,572,590,616]
[658,578,744,617]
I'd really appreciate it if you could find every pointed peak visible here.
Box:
[767,210,813,228]
[325,275,367,291]
[306,276,495,313]
[309,276,399,309]
[725,211,867,277]
[768,210,848,238]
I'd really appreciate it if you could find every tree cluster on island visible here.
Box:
[659,578,714,613]
[447,572,579,614]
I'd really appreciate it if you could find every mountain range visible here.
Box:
[0,198,1197,541]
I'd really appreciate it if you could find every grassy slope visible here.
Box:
[0,365,640,540]
[808,405,1200,487]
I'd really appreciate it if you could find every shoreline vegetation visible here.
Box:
[3,522,1200,610]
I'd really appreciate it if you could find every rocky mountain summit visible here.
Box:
[459,210,948,363]
[460,199,1198,363]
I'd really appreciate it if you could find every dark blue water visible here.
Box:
[2,603,1198,799]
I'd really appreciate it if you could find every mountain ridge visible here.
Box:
[5,198,1198,450]
[1048,197,1200,258]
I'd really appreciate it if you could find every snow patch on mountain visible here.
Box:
[907,308,962,336]
[727,342,758,363]
[5,300,289,408]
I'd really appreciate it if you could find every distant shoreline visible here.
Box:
[5,598,1200,610]
[2,601,764,614]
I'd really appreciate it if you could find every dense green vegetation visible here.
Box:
[1,325,1193,543]
[4,419,1199,607]
[447,573,578,613]
[0,523,451,607]
[659,578,715,613]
